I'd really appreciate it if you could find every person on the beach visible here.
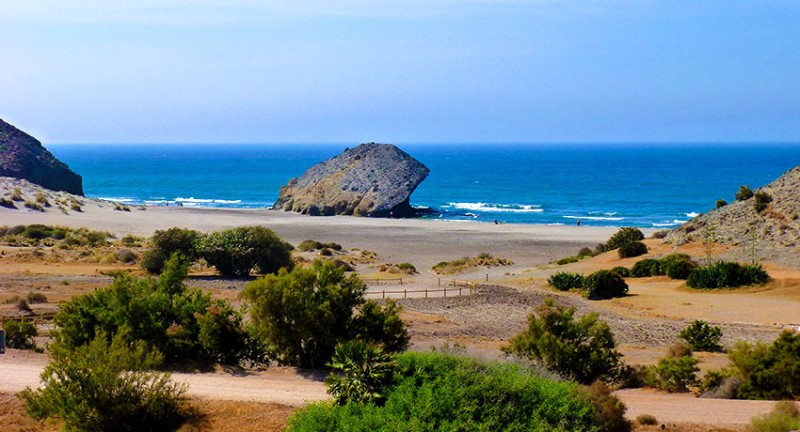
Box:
[577,219,581,226]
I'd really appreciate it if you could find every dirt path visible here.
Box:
[0,352,328,407]
[0,351,787,427]
[617,389,782,427]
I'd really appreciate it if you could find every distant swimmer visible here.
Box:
[577,219,581,226]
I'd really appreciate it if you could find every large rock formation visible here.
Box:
[0,119,83,195]
[273,143,429,217]
[666,166,800,267]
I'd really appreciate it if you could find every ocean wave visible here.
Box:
[97,197,135,203]
[175,197,243,204]
[589,211,619,216]
[563,215,624,221]
[673,219,689,224]
[685,211,700,218]
[447,202,543,213]
[652,222,678,227]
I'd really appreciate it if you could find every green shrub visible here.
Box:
[200,226,293,277]
[24,200,43,211]
[142,227,203,274]
[548,272,584,291]
[750,400,800,432]
[631,258,664,277]
[140,249,168,274]
[242,261,408,368]
[736,185,754,201]
[582,270,628,300]
[324,340,396,405]
[577,247,594,257]
[117,249,138,264]
[2,318,38,349]
[396,262,416,273]
[605,227,645,250]
[556,255,583,265]
[298,239,324,251]
[26,291,48,304]
[289,351,622,432]
[21,332,190,432]
[610,266,630,277]
[651,230,670,239]
[680,320,723,352]
[645,355,699,393]
[661,254,697,280]
[53,254,259,366]
[687,261,769,289]
[754,192,773,213]
[583,381,632,432]
[10,187,23,201]
[0,197,15,209]
[503,299,621,384]
[636,414,658,425]
[727,331,800,400]
[667,341,693,358]
[617,364,648,389]
[618,241,647,258]
[716,199,727,209]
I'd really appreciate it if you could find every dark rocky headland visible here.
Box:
[0,118,83,195]
[273,143,429,217]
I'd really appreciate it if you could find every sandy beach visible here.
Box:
[0,186,621,272]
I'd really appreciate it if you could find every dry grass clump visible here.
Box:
[379,262,417,275]
[432,253,513,275]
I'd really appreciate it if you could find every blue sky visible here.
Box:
[2,1,799,144]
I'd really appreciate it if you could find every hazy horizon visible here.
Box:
[3,1,799,144]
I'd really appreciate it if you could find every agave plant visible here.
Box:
[324,340,396,405]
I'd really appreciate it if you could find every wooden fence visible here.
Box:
[365,279,479,299]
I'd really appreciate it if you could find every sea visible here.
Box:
[48,143,800,228]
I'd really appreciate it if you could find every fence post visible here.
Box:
[400,278,403,286]
[444,287,447,298]
[486,273,489,282]
[382,290,385,299]
[425,289,428,298]
[404,289,407,298]
[438,278,441,287]
[459,286,462,296]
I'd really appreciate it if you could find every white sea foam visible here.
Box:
[685,211,700,218]
[175,197,242,204]
[563,215,624,221]
[652,222,677,227]
[97,197,135,203]
[673,219,689,224]
[447,202,543,213]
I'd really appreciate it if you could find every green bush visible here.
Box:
[605,227,645,251]
[53,254,259,366]
[610,266,630,277]
[618,241,647,258]
[556,255,583,265]
[26,291,48,304]
[631,258,664,277]
[750,400,800,432]
[548,272,584,291]
[754,192,773,213]
[687,261,769,289]
[290,351,626,432]
[645,355,699,393]
[324,340,396,405]
[142,227,202,274]
[503,299,621,384]
[396,262,416,273]
[716,199,727,209]
[2,318,38,349]
[582,270,628,300]
[21,332,190,432]
[637,414,658,425]
[242,261,409,368]
[726,331,800,400]
[200,226,293,277]
[0,198,15,209]
[736,185,754,201]
[661,254,697,280]
[680,320,723,352]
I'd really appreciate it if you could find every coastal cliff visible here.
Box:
[666,166,800,266]
[273,143,429,217]
[0,119,83,195]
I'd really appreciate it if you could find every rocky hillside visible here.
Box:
[666,167,800,267]
[273,143,429,217]
[0,118,83,195]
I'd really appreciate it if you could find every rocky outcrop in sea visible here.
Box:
[666,166,800,267]
[0,119,83,195]
[273,143,429,217]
